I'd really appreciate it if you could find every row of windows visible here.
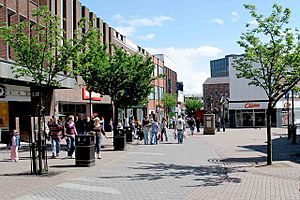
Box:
[148,86,165,100]
[153,65,165,77]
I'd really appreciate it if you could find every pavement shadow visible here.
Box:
[221,136,300,165]
[97,162,245,187]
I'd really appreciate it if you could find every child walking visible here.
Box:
[10,130,20,162]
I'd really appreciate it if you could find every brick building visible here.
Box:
[0,0,177,141]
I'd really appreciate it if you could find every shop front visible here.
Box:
[229,102,268,128]
[0,84,31,143]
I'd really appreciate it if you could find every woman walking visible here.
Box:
[160,118,168,142]
[65,115,78,158]
[93,117,107,159]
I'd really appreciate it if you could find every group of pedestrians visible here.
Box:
[47,114,107,159]
[141,115,191,145]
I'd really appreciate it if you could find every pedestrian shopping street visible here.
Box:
[0,128,300,200]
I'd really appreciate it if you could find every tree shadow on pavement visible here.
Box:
[220,136,300,165]
[97,162,245,187]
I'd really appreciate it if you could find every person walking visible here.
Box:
[48,116,63,158]
[10,130,20,162]
[150,118,159,145]
[75,114,86,135]
[188,117,196,135]
[93,117,107,159]
[175,115,186,144]
[160,118,168,142]
[142,116,150,144]
[65,115,78,158]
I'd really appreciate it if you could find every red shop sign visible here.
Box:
[82,88,103,101]
[244,103,260,108]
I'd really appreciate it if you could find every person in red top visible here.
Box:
[65,115,78,158]
[48,116,63,158]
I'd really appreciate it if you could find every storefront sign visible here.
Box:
[244,103,260,108]
[82,88,103,101]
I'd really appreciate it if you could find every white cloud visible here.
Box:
[115,26,136,36]
[247,20,259,27]
[212,18,224,25]
[113,14,172,27]
[230,11,240,22]
[146,46,224,94]
[112,14,172,38]
[128,16,172,27]
[140,33,155,40]
[112,14,124,22]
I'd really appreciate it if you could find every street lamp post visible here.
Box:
[222,102,225,132]
[291,90,297,144]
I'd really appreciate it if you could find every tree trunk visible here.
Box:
[266,102,272,165]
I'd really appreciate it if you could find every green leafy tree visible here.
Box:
[0,6,91,174]
[74,28,110,120]
[236,4,300,165]
[77,46,155,132]
[185,98,203,116]
[161,93,177,123]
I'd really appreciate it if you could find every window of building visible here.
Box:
[19,15,26,22]
[160,87,164,99]
[62,0,67,39]
[72,0,77,36]
[153,65,158,77]
[55,0,58,15]
[155,86,159,100]
[148,88,154,100]
[81,6,85,34]
[159,66,164,75]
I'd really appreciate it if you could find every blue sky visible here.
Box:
[80,0,300,94]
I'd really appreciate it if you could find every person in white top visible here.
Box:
[175,115,185,144]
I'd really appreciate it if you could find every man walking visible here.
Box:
[175,115,185,144]
[48,116,63,158]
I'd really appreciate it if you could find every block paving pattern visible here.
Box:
[0,128,300,200]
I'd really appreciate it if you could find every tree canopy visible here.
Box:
[161,93,177,115]
[185,98,203,116]
[236,3,300,165]
[235,4,300,108]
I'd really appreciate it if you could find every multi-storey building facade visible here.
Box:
[204,54,300,128]
[0,0,177,142]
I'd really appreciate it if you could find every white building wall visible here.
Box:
[228,56,268,102]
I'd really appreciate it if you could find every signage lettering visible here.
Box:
[82,88,103,101]
[244,103,260,108]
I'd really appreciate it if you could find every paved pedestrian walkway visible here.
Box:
[0,128,299,199]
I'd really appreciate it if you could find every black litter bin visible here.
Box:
[114,129,126,150]
[75,134,95,167]
[124,126,133,143]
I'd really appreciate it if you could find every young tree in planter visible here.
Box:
[161,93,177,124]
[185,98,204,116]
[235,4,300,165]
[74,28,110,121]
[0,6,91,174]
[93,47,155,139]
